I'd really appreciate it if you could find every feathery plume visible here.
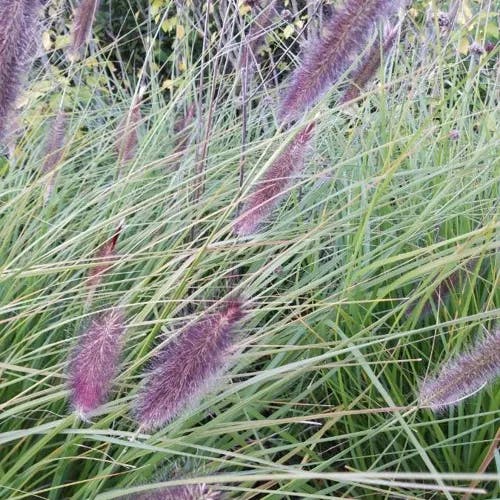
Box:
[278,0,399,123]
[340,24,399,104]
[240,0,279,78]
[86,223,122,303]
[68,308,126,419]
[419,328,500,411]
[170,103,195,167]
[405,259,477,318]
[134,300,246,431]
[0,0,43,144]
[234,122,315,236]
[42,110,67,202]
[116,89,144,170]
[123,483,222,500]
[68,0,101,62]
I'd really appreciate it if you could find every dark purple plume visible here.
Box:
[405,259,477,318]
[134,300,246,431]
[68,0,101,62]
[68,308,126,419]
[234,122,315,236]
[419,328,500,411]
[0,0,43,144]
[278,0,399,123]
[240,0,279,78]
[42,110,67,202]
[125,483,222,500]
[340,24,399,104]
[86,223,122,305]
[170,103,195,168]
[116,89,144,169]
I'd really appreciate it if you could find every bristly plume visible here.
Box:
[134,300,246,431]
[86,223,122,304]
[116,88,144,170]
[405,259,477,318]
[234,122,315,236]
[123,483,222,500]
[278,0,399,123]
[68,0,101,62]
[0,0,44,145]
[240,0,279,79]
[419,328,500,411]
[42,110,67,202]
[170,103,195,168]
[68,308,126,419]
[340,24,399,104]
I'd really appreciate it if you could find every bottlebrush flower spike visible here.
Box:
[126,483,222,500]
[116,88,144,170]
[405,259,477,318]
[170,103,195,166]
[340,24,399,104]
[68,308,126,419]
[0,0,43,144]
[278,0,399,123]
[86,223,122,302]
[134,299,246,431]
[240,0,279,78]
[419,328,500,411]
[42,110,67,202]
[68,0,101,62]
[234,122,315,236]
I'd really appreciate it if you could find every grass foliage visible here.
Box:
[0,0,498,498]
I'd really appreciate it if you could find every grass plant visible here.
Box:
[0,0,498,498]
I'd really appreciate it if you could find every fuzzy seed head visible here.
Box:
[234,123,315,236]
[240,0,279,77]
[341,25,399,104]
[68,308,126,418]
[42,110,67,201]
[419,329,500,411]
[126,483,222,500]
[134,300,246,431]
[0,0,43,144]
[68,0,101,62]
[116,91,143,168]
[86,225,122,293]
[278,0,399,123]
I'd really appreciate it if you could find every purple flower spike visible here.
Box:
[42,110,67,202]
[278,0,399,123]
[116,89,144,170]
[0,0,43,144]
[127,483,222,500]
[68,0,101,62]
[340,24,399,104]
[419,328,500,411]
[234,122,315,236]
[68,308,126,419]
[135,300,246,431]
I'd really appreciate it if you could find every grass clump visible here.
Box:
[0,0,498,499]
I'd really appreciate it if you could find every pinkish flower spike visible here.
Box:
[68,308,126,419]
[68,0,101,62]
[42,110,67,202]
[134,300,246,431]
[340,24,399,104]
[126,483,222,500]
[234,122,315,236]
[278,0,399,123]
[0,0,43,144]
[419,328,500,411]
[116,89,144,170]
[86,223,122,303]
